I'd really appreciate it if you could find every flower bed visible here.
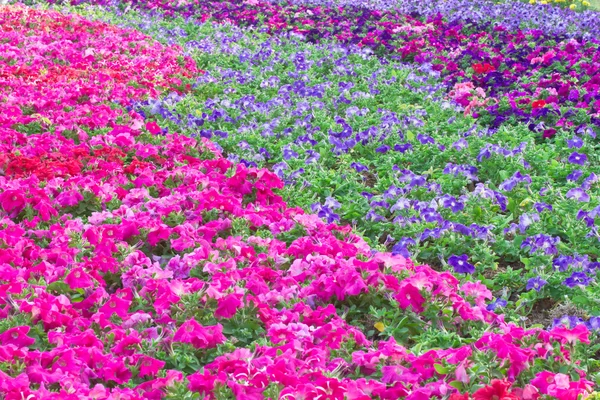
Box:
[1,3,599,399]
[60,0,600,133]
[57,3,600,332]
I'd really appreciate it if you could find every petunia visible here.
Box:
[395,283,425,313]
[173,319,225,349]
[550,324,591,345]
[138,356,166,378]
[563,272,591,288]
[567,152,587,165]
[448,254,475,274]
[99,294,131,319]
[566,169,583,182]
[486,298,508,311]
[350,162,368,172]
[55,190,84,207]
[0,190,26,213]
[566,136,583,148]
[531,99,546,109]
[214,294,242,319]
[64,267,95,289]
[526,277,548,291]
[0,326,35,348]
[565,187,589,202]
[472,379,519,400]
[145,121,162,135]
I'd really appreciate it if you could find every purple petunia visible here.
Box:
[566,187,590,203]
[553,255,574,272]
[350,162,368,172]
[568,151,587,165]
[305,150,320,164]
[394,143,413,153]
[521,234,560,255]
[534,202,553,212]
[518,213,539,233]
[375,145,390,153]
[391,237,417,258]
[526,276,548,291]
[448,254,475,274]
[563,272,591,288]
[567,136,584,148]
[486,298,507,311]
[566,169,583,182]
[452,138,469,150]
[440,194,465,213]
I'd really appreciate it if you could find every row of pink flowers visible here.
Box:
[0,5,595,399]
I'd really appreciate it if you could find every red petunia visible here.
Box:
[473,379,519,400]
[449,394,469,400]
[531,99,547,109]
[473,63,496,74]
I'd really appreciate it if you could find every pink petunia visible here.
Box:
[0,189,26,213]
[99,294,131,319]
[55,190,84,207]
[0,326,35,348]
[550,324,590,344]
[395,283,425,313]
[215,293,242,319]
[138,356,166,378]
[64,267,95,289]
[145,121,162,135]
[173,319,226,349]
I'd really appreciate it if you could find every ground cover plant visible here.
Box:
[65,0,600,132]
[52,1,600,328]
[2,0,600,399]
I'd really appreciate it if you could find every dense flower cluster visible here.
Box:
[64,0,600,133]
[1,3,598,399]
[73,3,600,332]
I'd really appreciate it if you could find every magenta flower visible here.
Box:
[0,190,26,213]
[173,319,226,349]
[138,356,166,378]
[99,294,132,319]
[64,267,95,289]
[55,190,84,207]
[214,294,242,319]
[0,326,35,348]
[395,283,425,313]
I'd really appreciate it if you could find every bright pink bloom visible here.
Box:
[99,294,131,319]
[215,294,242,319]
[395,283,425,313]
[173,319,226,349]
[550,324,590,344]
[188,370,219,394]
[0,190,26,213]
[64,267,95,289]
[55,190,84,207]
[0,326,35,347]
[146,121,162,134]
[138,356,165,378]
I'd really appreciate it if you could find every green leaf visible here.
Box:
[433,364,449,374]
